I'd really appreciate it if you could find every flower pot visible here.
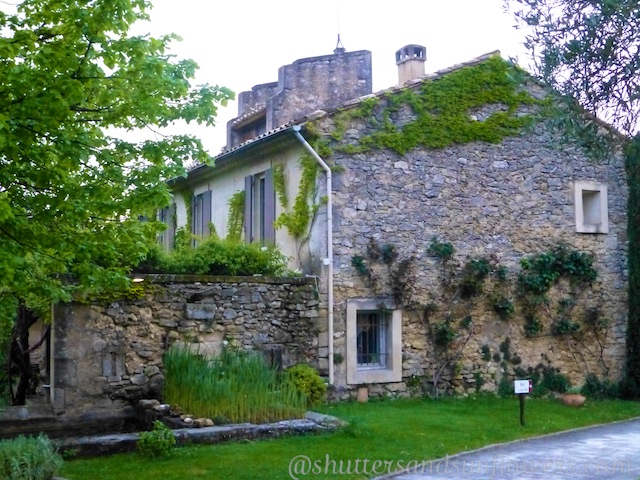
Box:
[561,393,586,407]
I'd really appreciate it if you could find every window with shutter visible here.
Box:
[243,169,275,243]
[158,203,176,250]
[192,191,212,244]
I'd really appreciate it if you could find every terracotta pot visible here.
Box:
[561,393,586,407]
[356,387,369,403]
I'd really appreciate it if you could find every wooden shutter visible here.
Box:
[191,195,197,236]
[167,203,176,249]
[203,190,212,237]
[244,175,253,242]
[264,168,275,243]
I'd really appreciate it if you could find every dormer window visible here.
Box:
[232,115,267,147]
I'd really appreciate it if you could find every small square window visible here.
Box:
[346,299,402,385]
[574,181,608,234]
[356,311,388,368]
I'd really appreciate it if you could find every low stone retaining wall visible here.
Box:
[54,412,343,457]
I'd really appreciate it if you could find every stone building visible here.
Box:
[162,44,628,399]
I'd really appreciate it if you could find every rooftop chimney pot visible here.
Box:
[396,44,426,84]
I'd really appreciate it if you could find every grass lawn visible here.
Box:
[59,395,640,480]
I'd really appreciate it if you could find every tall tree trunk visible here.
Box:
[10,304,37,405]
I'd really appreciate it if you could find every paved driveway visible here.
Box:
[378,418,640,480]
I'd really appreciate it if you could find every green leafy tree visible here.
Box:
[505,0,639,155]
[0,0,233,404]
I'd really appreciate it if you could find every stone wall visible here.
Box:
[323,114,628,397]
[267,50,372,130]
[52,276,320,420]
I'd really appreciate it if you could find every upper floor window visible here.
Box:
[157,203,176,251]
[244,169,275,243]
[574,181,608,234]
[192,190,212,243]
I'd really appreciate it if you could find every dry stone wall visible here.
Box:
[52,276,319,420]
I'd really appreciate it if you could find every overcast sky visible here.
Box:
[136,0,530,154]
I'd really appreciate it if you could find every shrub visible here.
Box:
[581,374,620,399]
[0,434,63,480]
[497,377,513,398]
[536,367,570,395]
[137,421,176,458]
[134,236,289,277]
[285,364,327,407]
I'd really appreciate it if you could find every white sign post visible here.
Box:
[514,380,532,394]
[514,379,532,426]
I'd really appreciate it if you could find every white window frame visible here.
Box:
[574,181,608,234]
[346,299,402,384]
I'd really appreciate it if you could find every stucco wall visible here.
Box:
[52,276,320,420]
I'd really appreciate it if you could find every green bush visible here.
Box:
[285,364,327,407]
[137,421,176,458]
[497,377,513,398]
[135,236,288,276]
[514,364,570,397]
[0,434,63,480]
[581,374,620,399]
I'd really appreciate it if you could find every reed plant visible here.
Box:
[163,346,307,423]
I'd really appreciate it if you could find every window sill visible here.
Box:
[350,367,401,384]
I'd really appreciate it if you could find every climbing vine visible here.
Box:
[350,236,606,396]
[226,191,245,242]
[274,139,331,239]
[517,244,597,338]
[272,164,288,209]
[330,56,539,155]
[179,189,194,234]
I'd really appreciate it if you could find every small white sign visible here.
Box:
[514,379,532,394]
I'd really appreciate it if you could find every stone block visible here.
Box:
[185,303,217,320]
[130,374,148,386]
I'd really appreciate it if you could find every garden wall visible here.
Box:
[52,275,320,421]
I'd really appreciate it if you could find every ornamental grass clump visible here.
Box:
[163,347,306,424]
[0,434,63,480]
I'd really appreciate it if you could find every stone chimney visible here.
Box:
[396,44,426,84]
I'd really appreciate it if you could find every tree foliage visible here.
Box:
[0,0,233,321]
[505,0,639,153]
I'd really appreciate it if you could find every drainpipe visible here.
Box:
[292,125,334,385]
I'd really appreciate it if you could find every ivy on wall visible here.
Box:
[272,164,288,209]
[274,140,331,239]
[350,238,607,396]
[328,56,539,155]
[226,191,245,242]
[179,189,194,234]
